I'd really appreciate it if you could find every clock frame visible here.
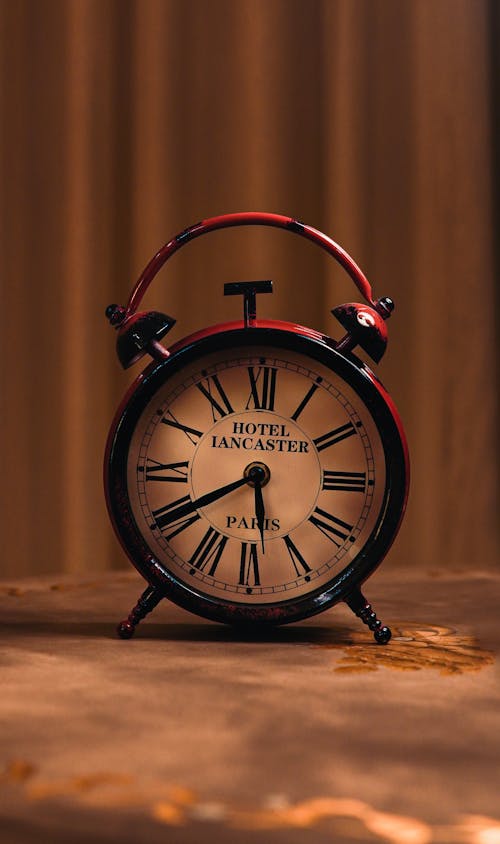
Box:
[104,213,409,643]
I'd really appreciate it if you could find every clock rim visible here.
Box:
[105,323,409,626]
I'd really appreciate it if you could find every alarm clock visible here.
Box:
[104,212,409,643]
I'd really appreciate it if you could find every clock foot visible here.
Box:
[345,589,392,645]
[117,585,164,639]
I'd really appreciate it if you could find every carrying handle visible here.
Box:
[119,212,382,321]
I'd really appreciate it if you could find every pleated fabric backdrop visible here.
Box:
[0,0,498,577]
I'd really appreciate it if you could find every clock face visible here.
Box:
[120,336,390,608]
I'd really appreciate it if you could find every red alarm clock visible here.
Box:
[104,213,409,643]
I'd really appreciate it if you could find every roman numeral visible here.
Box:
[291,383,319,421]
[189,527,228,576]
[246,366,277,411]
[239,542,261,586]
[152,494,201,539]
[308,507,353,547]
[313,422,356,452]
[196,374,234,421]
[283,535,311,576]
[322,470,366,492]
[161,411,203,445]
[142,459,189,483]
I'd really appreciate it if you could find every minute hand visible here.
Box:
[254,482,266,554]
[158,477,248,527]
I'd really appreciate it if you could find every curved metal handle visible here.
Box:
[122,212,379,320]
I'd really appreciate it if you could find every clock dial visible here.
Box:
[126,343,386,605]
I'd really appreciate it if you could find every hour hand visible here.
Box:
[154,476,248,529]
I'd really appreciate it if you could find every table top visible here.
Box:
[1,568,499,844]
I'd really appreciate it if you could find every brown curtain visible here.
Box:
[0,0,497,578]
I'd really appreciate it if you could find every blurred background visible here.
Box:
[0,0,498,579]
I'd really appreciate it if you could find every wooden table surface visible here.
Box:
[1,568,499,844]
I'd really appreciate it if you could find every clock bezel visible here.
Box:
[105,322,409,626]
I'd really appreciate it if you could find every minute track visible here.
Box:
[126,337,386,609]
[141,352,376,593]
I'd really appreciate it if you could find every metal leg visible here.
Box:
[345,588,392,644]
[117,585,164,639]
